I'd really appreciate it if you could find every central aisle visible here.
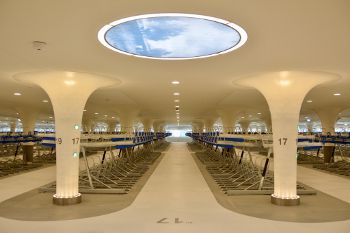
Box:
[1,142,349,233]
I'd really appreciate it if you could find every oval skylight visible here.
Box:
[98,13,247,60]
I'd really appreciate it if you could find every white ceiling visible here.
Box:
[0,0,349,126]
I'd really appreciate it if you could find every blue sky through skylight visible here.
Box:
[104,16,242,59]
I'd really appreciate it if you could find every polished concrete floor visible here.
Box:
[0,142,350,233]
[192,150,350,222]
[0,153,164,221]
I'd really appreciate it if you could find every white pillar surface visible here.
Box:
[239,121,250,133]
[315,108,342,134]
[217,109,240,133]
[141,118,153,132]
[204,118,215,132]
[9,121,16,133]
[153,121,164,132]
[107,120,117,132]
[20,112,37,134]
[15,71,116,201]
[306,122,313,133]
[119,109,138,133]
[237,71,337,203]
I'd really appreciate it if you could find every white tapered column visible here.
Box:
[153,121,164,132]
[217,109,240,133]
[119,109,138,133]
[141,118,153,132]
[315,108,342,134]
[204,118,215,132]
[15,71,116,205]
[106,119,117,132]
[20,112,37,134]
[306,122,313,133]
[9,121,16,133]
[239,121,250,133]
[237,71,337,206]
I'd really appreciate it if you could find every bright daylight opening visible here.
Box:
[98,13,247,60]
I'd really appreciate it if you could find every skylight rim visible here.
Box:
[98,13,248,60]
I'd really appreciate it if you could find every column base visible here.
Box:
[271,194,300,206]
[53,193,82,206]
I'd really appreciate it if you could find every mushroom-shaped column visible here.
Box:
[118,108,138,133]
[239,121,251,133]
[217,109,240,133]
[141,117,153,132]
[9,121,17,133]
[306,122,313,133]
[20,112,38,134]
[237,71,337,206]
[315,107,342,134]
[192,121,204,133]
[204,118,215,132]
[15,71,116,205]
[106,119,117,132]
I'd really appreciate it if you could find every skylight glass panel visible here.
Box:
[98,14,247,60]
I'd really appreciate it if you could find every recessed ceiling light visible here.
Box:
[176,109,180,112]
[173,92,180,96]
[104,115,108,117]
[257,112,261,115]
[171,81,180,85]
[14,92,22,96]
[94,112,99,115]
[42,99,49,103]
[175,105,180,108]
[83,109,87,112]
[306,119,311,122]
[333,93,341,96]
[49,116,53,119]
[16,113,19,115]
[174,99,180,102]
[64,80,76,86]
[306,100,313,103]
[278,79,291,86]
[111,116,115,119]
[241,116,245,119]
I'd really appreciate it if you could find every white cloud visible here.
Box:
[143,18,240,57]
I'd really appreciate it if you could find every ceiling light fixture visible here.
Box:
[42,100,49,103]
[306,100,313,103]
[333,93,341,96]
[173,92,180,96]
[171,81,180,85]
[64,80,76,86]
[14,92,22,96]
